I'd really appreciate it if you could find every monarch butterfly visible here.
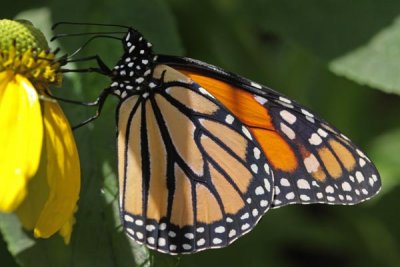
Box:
[54,22,381,255]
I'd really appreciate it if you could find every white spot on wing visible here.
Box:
[196,227,204,233]
[182,244,192,250]
[213,238,222,244]
[241,223,250,230]
[124,215,134,222]
[185,233,194,239]
[251,82,262,89]
[215,226,225,233]
[254,95,268,105]
[228,229,236,238]
[342,182,352,191]
[159,223,167,230]
[356,171,365,183]
[325,186,334,194]
[264,178,271,192]
[327,196,335,202]
[300,195,310,201]
[264,163,270,175]
[279,96,292,104]
[251,164,258,174]
[260,200,268,207]
[158,238,166,246]
[317,128,328,137]
[280,110,297,124]
[304,154,319,173]
[242,126,253,140]
[255,186,265,195]
[301,108,314,117]
[241,213,249,220]
[225,114,234,124]
[168,231,176,237]
[252,208,259,217]
[146,225,155,231]
[280,178,290,186]
[286,192,295,200]
[197,239,205,246]
[309,133,323,145]
[297,179,311,189]
[253,147,261,159]
[280,123,296,139]
[136,232,143,239]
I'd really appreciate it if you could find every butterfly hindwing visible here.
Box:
[117,65,274,254]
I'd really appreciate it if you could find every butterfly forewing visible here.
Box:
[117,65,274,254]
[165,62,381,208]
[265,97,381,207]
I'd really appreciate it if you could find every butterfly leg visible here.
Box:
[72,87,112,130]
[60,54,112,76]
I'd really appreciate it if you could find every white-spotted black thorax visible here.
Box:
[110,28,158,98]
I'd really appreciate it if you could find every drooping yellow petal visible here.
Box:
[32,100,80,239]
[16,149,49,230]
[58,208,77,244]
[0,72,43,212]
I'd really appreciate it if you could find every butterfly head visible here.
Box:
[110,28,158,98]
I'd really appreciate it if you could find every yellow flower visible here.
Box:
[0,19,80,244]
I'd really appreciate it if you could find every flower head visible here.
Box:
[0,19,80,244]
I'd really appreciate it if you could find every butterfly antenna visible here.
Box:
[52,21,131,30]
[51,31,125,41]
[57,34,122,60]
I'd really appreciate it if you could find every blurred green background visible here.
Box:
[1,0,400,266]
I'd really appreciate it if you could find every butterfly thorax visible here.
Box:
[110,29,158,99]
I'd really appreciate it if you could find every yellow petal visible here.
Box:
[16,149,49,230]
[33,100,80,239]
[58,208,77,244]
[0,72,43,212]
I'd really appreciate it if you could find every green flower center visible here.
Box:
[0,19,62,86]
[0,19,49,53]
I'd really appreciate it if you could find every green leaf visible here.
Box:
[330,16,400,95]
[0,0,49,18]
[0,230,19,267]
[247,0,400,61]
[0,213,71,267]
[369,128,400,193]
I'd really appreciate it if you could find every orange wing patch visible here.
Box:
[178,68,298,173]
[318,146,342,179]
[329,139,356,172]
